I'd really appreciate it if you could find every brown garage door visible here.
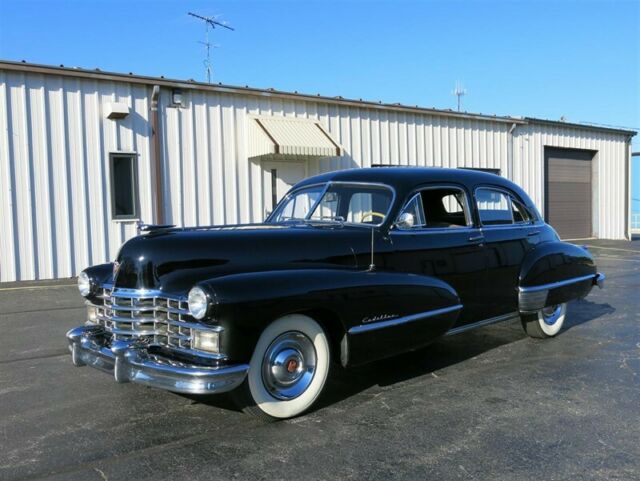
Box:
[545,147,594,239]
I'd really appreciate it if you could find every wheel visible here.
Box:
[231,314,331,420]
[520,303,568,338]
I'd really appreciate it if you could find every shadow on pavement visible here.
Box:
[181,299,614,417]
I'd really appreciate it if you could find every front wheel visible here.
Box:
[232,314,331,420]
[520,303,568,338]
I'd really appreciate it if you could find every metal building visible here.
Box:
[0,60,635,282]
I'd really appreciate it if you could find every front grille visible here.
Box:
[88,286,221,357]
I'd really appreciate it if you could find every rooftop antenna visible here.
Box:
[188,12,234,83]
[453,81,467,112]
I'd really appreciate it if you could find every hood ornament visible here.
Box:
[136,220,175,235]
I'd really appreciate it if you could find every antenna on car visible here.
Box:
[368,227,376,271]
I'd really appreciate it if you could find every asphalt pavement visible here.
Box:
[1,239,638,481]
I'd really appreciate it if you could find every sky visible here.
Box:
[1,0,639,211]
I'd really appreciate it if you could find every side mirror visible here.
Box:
[394,212,415,230]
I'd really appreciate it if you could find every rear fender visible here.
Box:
[518,242,597,313]
[198,269,461,366]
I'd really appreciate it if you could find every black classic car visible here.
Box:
[68,167,604,419]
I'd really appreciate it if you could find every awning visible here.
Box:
[248,116,342,158]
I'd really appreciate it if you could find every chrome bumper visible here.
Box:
[66,325,249,395]
[593,272,605,289]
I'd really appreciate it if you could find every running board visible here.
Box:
[445,311,520,336]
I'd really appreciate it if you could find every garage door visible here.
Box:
[545,147,594,239]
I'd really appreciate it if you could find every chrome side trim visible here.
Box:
[67,326,247,395]
[348,304,463,335]
[445,311,519,336]
[594,272,605,289]
[518,273,597,293]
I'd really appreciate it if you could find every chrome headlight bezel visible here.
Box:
[188,286,209,320]
[78,271,92,297]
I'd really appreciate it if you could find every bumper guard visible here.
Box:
[66,325,249,395]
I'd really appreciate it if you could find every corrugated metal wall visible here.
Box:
[0,70,155,281]
[512,123,629,239]
[0,68,632,282]
[159,87,511,228]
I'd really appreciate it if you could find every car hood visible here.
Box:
[113,223,366,293]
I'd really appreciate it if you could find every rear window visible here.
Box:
[476,188,513,225]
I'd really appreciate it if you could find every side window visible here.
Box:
[396,193,426,229]
[476,188,513,225]
[110,153,139,220]
[396,187,470,229]
[511,198,532,223]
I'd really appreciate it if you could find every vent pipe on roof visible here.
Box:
[150,85,165,224]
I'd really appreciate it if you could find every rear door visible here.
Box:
[474,186,538,318]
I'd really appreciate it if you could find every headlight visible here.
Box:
[188,286,209,320]
[78,271,92,297]
[193,330,220,353]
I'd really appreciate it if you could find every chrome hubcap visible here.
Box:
[262,331,317,400]
[541,305,562,325]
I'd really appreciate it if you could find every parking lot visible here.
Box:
[1,239,638,481]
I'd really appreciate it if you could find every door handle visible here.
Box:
[527,230,540,236]
[468,234,484,242]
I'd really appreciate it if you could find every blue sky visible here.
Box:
[1,0,638,210]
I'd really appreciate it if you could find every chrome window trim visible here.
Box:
[473,185,537,228]
[395,192,426,230]
[474,186,515,227]
[269,180,397,228]
[348,304,463,334]
[518,273,597,293]
[392,184,473,231]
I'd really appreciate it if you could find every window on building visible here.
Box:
[476,188,513,225]
[110,153,139,220]
[461,167,501,176]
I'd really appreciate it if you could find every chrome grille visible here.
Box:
[89,287,218,354]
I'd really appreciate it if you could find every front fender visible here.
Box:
[518,241,597,312]
[198,268,461,366]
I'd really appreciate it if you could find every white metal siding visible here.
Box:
[513,123,628,239]
[0,70,154,281]
[0,68,632,282]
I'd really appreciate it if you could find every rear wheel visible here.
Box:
[520,303,567,338]
[232,314,330,421]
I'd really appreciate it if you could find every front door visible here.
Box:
[384,185,489,326]
[262,161,306,219]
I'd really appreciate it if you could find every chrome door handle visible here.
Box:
[468,234,484,242]
[527,231,540,236]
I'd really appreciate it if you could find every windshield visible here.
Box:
[269,182,394,226]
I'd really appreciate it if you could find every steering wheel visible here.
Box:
[359,211,386,223]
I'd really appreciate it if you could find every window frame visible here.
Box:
[268,181,397,228]
[109,152,140,221]
[473,185,536,228]
[393,184,474,232]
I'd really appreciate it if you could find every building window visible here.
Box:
[110,153,139,220]
[461,167,501,176]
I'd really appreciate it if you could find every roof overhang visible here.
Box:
[248,116,342,158]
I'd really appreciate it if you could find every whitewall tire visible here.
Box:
[521,303,568,338]
[234,314,330,420]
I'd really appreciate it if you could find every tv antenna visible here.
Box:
[453,81,467,112]
[188,12,234,83]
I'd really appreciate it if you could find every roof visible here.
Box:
[0,59,635,137]
[295,167,532,204]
